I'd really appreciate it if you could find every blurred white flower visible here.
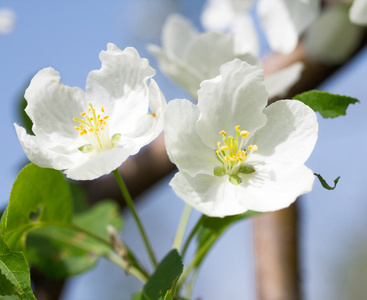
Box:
[349,0,367,25]
[201,0,320,54]
[164,59,318,217]
[15,44,166,180]
[305,3,364,64]
[0,8,16,35]
[149,14,303,100]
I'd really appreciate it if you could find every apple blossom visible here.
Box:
[15,44,166,180]
[149,14,303,101]
[164,59,318,217]
[201,0,320,54]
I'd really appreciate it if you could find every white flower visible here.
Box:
[350,0,367,25]
[15,44,166,180]
[164,59,318,217]
[201,0,320,54]
[0,8,16,35]
[149,14,303,100]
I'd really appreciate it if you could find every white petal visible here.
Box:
[24,67,87,150]
[201,0,237,31]
[164,99,218,176]
[231,14,259,56]
[147,44,203,99]
[230,0,254,11]
[170,172,249,217]
[305,4,364,64]
[14,123,82,170]
[350,0,367,25]
[264,62,304,99]
[196,59,268,149]
[123,79,166,152]
[236,164,315,212]
[258,0,319,54]
[86,45,154,134]
[257,0,297,54]
[185,32,252,82]
[64,147,129,180]
[162,14,197,59]
[170,164,314,217]
[247,100,318,166]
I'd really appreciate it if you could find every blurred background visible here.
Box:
[1,0,366,299]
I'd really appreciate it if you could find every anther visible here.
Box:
[248,145,258,151]
[240,131,249,138]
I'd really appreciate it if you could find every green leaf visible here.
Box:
[131,292,142,300]
[26,201,122,278]
[0,236,36,299]
[1,164,127,279]
[1,164,73,251]
[292,90,359,118]
[314,173,340,190]
[141,250,183,300]
[202,210,260,234]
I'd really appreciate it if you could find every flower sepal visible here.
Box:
[239,165,255,174]
[213,167,226,177]
[229,175,242,185]
[78,145,94,153]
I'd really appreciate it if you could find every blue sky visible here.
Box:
[1,1,367,299]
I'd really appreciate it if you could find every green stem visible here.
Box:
[106,252,148,283]
[173,205,192,250]
[178,234,217,289]
[181,215,207,258]
[112,169,158,268]
[47,222,149,283]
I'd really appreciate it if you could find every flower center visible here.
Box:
[73,103,121,154]
[214,125,258,185]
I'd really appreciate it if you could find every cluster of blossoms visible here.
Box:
[201,0,367,55]
[16,42,318,217]
[148,14,303,101]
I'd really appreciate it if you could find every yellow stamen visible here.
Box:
[215,126,255,178]
[73,103,114,152]
[248,145,258,151]
[240,131,249,138]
